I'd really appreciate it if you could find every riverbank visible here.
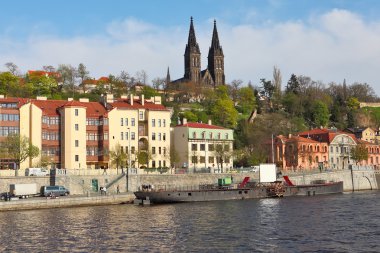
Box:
[0,193,135,212]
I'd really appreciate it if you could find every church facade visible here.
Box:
[167,17,225,88]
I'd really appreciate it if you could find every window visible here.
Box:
[158,133,162,141]
[192,144,197,151]
[131,118,135,126]
[163,147,166,155]
[163,133,166,141]
[209,156,214,163]
[0,114,20,121]
[218,133,221,139]
[121,132,124,140]
[163,119,166,127]
[139,111,144,120]
[200,144,205,151]
[125,132,129,140]
[75,155,79,162]
[330,146,334,152]
[104,132,109,140]
[193,132,196,139]
[158,119,161,127]
[225,133,228,139]
[208,144,214,151]
[192,156,198,163]
[159,160,162,167]
[75,124,79,131]
[131,132,135,140]
[152,119,155,127]
[121,118,123,126]
[131,146,135,154]
[200,156,205,163]
[159,147,162,155]
[75,140,79,147]
[209,132,213,139]
[224,144,230,151]
[125,118,128,126]
[152,132,156,140]
[152,147,156,154]
[152,160,156,168]
[202,132,206,139]
[163,160,166,167]
[75,109,78,116]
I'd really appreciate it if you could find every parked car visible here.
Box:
[25,168,50,176]
[42,186,70,197]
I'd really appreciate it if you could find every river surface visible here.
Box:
[0,191,379,252]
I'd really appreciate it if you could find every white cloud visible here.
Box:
[1,9,380,94]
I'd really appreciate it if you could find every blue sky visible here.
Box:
[1,0,380,94]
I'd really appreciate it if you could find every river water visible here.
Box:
[0,191,379,253]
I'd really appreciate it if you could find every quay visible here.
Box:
[0,193,135,212]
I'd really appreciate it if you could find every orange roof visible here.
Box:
[31,99,107,117]
[28,70,60,78]
[298,128,357,143]
[176,122,226,130]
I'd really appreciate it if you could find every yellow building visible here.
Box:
[0,94,171,174]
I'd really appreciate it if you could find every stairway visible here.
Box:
[106,172,126,189]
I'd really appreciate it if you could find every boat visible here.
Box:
[133,176,344,204]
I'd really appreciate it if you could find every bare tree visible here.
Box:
[135,70,148,85]
[214,141,232,173]
[57,64,77,93]
[42,65,56,73]
[152,77,165,91]
[5,62,21,76]
[229,79,243,105]
[77,63,90,93]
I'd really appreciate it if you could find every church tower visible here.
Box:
[207,20,225,86]
[184,17,201,84]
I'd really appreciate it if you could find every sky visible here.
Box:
[1,0,380,94]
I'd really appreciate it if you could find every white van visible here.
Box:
[25,168,50,176]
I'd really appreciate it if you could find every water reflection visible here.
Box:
[0,192,379,252]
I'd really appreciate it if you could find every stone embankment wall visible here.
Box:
[287,170,378,191]
[0,170,378,196]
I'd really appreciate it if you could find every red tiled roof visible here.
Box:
[110,99,168,111]
[298,128,357,143]
[32,99,107,117]
[176,122,226,130]
[28,70,60,78]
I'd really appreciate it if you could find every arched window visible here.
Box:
[225,133,228,139]
[201,131,205,139]
[218,133,221,139]
[209,132,213,139]
[193,132,196,139]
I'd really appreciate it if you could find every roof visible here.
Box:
[32,99,107,117]
[298,128,357,143]
[176,122,227,130]
[110,99,168,111]
[28,70,60,78]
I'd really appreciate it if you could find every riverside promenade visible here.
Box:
[0,193,135,212]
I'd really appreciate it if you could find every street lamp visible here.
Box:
[127,127,131,192]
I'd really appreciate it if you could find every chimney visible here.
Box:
[130,94,134,105]
[288,133,292,139]
[37,96,47,101]
[67,98,73,101]
[183,118,187,125]
[208,119,212,125]
[141,94,144,106]
[79,98,89,102]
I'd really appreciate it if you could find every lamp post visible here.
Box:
[127,127,131,192]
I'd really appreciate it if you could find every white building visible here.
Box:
[173,119,234,173]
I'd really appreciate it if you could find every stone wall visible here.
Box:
[0,170,377,196]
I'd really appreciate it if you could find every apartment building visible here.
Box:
[0,94,170,174]
[173,119,234,173]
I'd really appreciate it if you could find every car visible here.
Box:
[25,168,50,176]
[42,186,70,197]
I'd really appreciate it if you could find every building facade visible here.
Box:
[0,94,170,174]
[168,17,225,88]
[173,120,233,173]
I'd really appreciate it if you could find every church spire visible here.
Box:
[166,66,171,85]
[210,19,221,49]
[208,19,225,86]
[184,16,201,83]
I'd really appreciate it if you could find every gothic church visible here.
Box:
[167,17,225,88]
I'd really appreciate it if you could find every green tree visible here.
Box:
[286,74,300,94]
[27,75,58,97]
[350,144,368,165]
[311,100,329,127]
[0,72,19,95]
[237,86,256,115]
[140,85,158,99]
[0,134,39,176]
[181,111,198,122]
[211,98,238,128]
[109,143,127,174]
